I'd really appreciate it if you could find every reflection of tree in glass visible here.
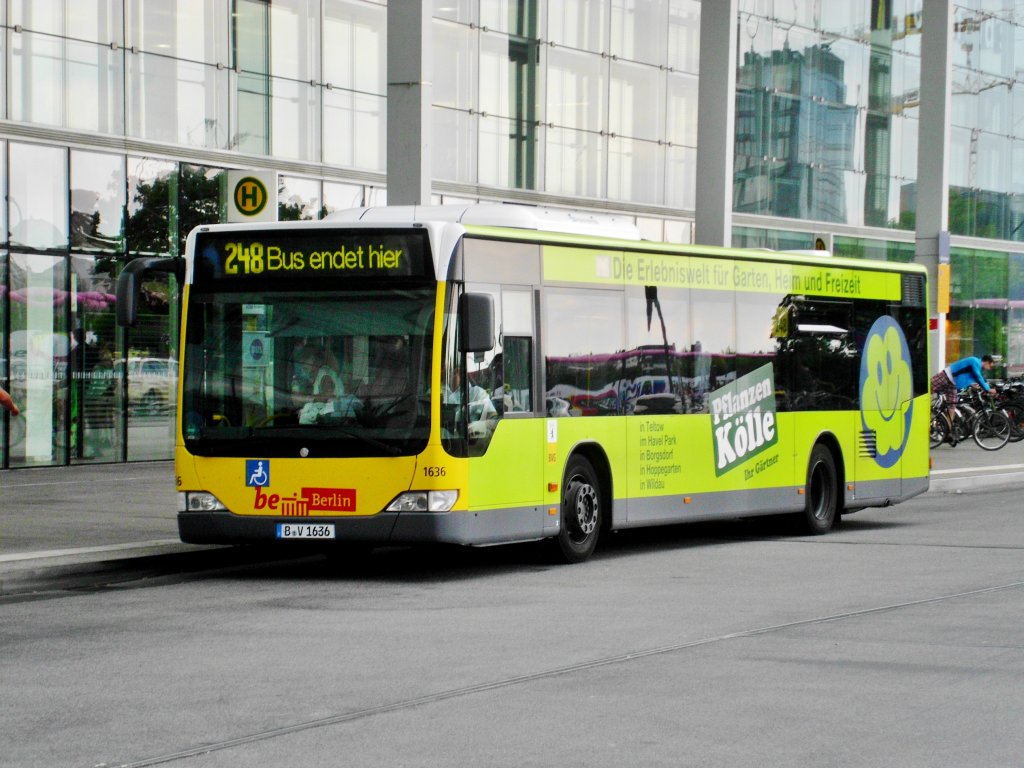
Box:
[127,165,223,255]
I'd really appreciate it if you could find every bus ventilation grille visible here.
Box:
[859,430,877,458]
[902,274,926,307]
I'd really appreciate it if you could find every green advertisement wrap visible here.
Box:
[543,246,903,301]
[710,364,779,477]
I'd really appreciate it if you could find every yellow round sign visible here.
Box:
[234,176,269,216]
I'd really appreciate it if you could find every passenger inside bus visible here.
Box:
[294,339,353,424]
[446,368,497,440]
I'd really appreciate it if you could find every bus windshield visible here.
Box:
[181,285,435,458]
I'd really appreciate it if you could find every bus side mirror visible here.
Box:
[460,293,494,353]
[116,257,184,328]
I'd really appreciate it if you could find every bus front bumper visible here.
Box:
[178,506,545,547]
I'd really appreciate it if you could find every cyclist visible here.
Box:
[931,354,994,423]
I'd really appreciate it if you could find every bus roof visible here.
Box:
[327,203,644,241]
[327,204,925,276]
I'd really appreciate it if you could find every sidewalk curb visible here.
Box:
[0,543,223,598]
[929,470,1024,494]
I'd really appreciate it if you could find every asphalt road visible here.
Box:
[2,484,1022,768]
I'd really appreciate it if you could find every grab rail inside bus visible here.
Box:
[116,256,185,328]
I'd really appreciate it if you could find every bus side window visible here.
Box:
[501,336,532,413]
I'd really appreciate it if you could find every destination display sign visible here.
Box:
[193,228,433,287]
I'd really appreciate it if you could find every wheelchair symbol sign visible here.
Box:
[246,460,270,487]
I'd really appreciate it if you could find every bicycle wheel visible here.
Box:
[1004,403,1024,443]
[973,409,1011,451]
[953,406,974,444]
[929,412,948,449]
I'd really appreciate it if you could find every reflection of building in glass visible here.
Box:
[735,42,857,222]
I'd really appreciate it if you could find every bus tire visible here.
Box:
[801,444,838,535]
[550,455,602,564]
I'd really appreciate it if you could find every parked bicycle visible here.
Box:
[991,379,1024,443]
[930,387,1011,451]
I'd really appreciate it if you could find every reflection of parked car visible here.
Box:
[117,357,178,414]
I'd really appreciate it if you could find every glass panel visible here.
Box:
[178,164,225,255]
[323,88,386,171]
[126,53,230,148]
[9,143,68,249]
[0,143,6,244]
[125,270,177,461]
[544,127,605,198]
[819,2,868,38]
[547,47,607,131]
[949,125,972,188]
[433,106,477,183]
[951,67,978,130]
[126,0,229,65]
[279,176,321,221]
[481,0,537,34]
[71,150,125,252]
[479,113,513,187]
[545,287,624,416]
[323,0,385,93]
[977,131,1009,194]
[667,0,700,74]
[127,156,176,256]
[1009,253,1024,377]
[480,30,512,118]
[434,0,477,24]
[9,30,62,126]
[9,33,123,132]
[609,60,664,141]
[7,253,68,467]
[270,0,319,81]
[68,38,124,134]
[11,0,122,44]
[70,254,122,463]
[0,252,9,466]
[234,0,269,155]
[665,144,696,210]
[322,181,364,214]
[610,0,667,66]
[271,77,320,161]
[434,19,477,110]
[547,0,608,53]
[666,71,698,147]
[607,137,664,204]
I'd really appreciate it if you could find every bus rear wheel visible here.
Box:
[801,444,838,535]
[550,455,602,564]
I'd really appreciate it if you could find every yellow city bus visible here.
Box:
[117,205,930,563]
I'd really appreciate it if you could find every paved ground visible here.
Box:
[1,439,1022,594]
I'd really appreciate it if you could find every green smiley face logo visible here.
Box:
[859,316,913,468]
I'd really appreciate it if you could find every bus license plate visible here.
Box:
[276,523,336,539]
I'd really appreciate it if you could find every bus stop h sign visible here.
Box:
[227,170,277,223]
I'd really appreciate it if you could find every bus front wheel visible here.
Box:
[550,455,602,564]
[801,444,838,535]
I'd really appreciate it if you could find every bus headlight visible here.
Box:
[179,491,228,512]
[386,490,458,513]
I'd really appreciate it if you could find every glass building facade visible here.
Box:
[0,0,1022,468]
